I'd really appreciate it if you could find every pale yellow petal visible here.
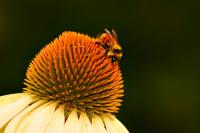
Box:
[44,105,65,133]
[79,111,93,133]
[0,93,33,128]
[103,115,118,133]
[0,93,26,107]
[109,115,129,133]
[64,109,80,133]
[4,100,45,133]
[91,115,107,133]
[16,101,57,133]
[0,121,7,133]
[103,115,129,133]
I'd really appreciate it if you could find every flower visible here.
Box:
[0,31,129,132]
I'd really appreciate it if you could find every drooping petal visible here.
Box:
[44,105,65,133]
[16,101,58,133]
[65,109,80,133]
[4,100,45,133]
[79,111,93,133]
[103,114,129,133]
[109,115,129,133]
[91,115,107,133]
[103,115,118,133]
[0,93,33,128]
[0,93,25,106]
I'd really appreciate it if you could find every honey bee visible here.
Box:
[96,28,122,63]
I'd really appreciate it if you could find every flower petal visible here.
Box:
[79,111,93,133]
[103,115,118,133]
[0,93,24,106]
[109,115,129,133]
[4,100,45,133]
[92,115,107,133]
[103,114,129,133]
[65,109,80,133]
[44,105,65,133]
[0,93,33,128]
[16,101,57,133]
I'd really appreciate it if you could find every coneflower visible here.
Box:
[0,31,129,133]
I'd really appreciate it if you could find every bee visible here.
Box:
[96,28,122,63]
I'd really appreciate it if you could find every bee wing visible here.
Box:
[111,29,118,40]
[104,28,111,34]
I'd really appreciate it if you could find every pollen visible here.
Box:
[23,31,124,115]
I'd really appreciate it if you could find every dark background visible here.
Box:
[0,0,199,133]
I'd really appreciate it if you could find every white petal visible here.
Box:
[0,93,24,106]
[103,115,129,133]
[110,115,129,133]
[91,115,107,133]
[45,105,65,133]
[64,109,80,133]
[0,93,33,128]
[79,111,93,133]
[103,115,118,133]
[16,101,57,133]
[4,100,45,133]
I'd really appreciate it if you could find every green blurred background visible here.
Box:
[0,0,199,132]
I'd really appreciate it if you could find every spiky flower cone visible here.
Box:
[0,31,129,133]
